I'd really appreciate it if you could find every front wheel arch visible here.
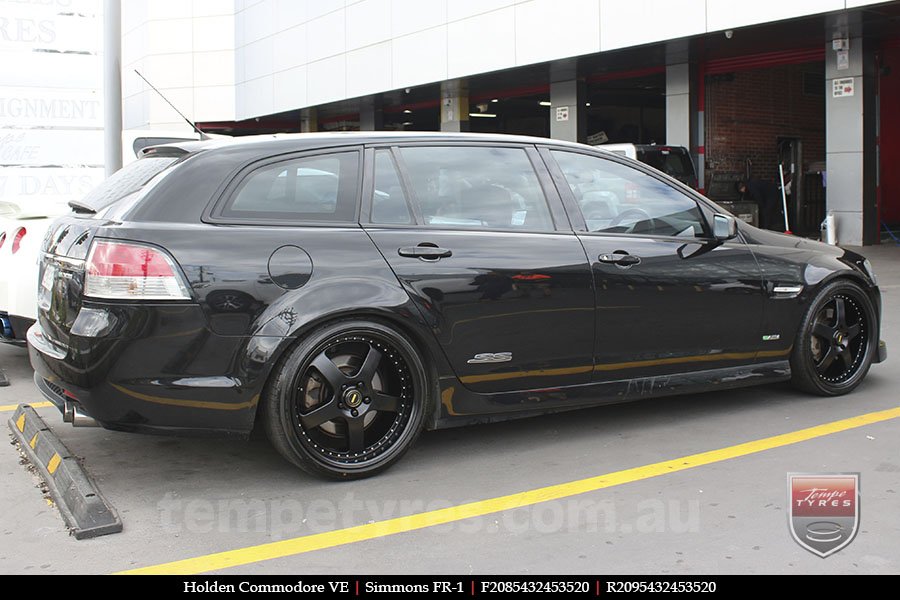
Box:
[790,278,878,396]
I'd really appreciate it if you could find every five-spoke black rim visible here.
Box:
[291,332,415,467]
[810,293,869,385]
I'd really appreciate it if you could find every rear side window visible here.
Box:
[71,155,178,212]
[371,150,412,224]
[398,146,555,231]
[222,152,359,222]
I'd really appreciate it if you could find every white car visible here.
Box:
[1,131,201,346]
[0,205,61,345]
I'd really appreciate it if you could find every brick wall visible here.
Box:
[704,62,825,188]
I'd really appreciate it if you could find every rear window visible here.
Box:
[70,155,179,213]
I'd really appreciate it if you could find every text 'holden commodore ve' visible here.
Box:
[29,133,886,479]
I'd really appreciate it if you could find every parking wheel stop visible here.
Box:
[7,404,122,539]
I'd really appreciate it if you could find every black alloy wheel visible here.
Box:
[791,280,877,396]
[262,320,428,479]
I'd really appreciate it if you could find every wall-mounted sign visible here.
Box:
[0,166,103,209]
[0,128,103,166]
[832,77,854,97]
[0,87,101,127]
[586,131,608,145]
[555,106,569,122]
[836,49,849,71]
[0,4,100,53]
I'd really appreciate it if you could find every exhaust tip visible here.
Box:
[65,400,98,427]
[63,400,74,423]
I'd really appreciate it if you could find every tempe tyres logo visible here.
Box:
[788,473,859,557]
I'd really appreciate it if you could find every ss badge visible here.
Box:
[467,352,513,364]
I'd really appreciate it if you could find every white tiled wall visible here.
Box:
[122,0,895,123]
[600,0,706,51]
[122,0,235,130]
[447,7,517,80]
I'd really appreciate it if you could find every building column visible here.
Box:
[549,79,586,143]
[694,63,706,193]
[440,79,468,132]
[359,96,383,131]
[549,60,585,143]
[300,108,317,133]
[825,37,874,246]
[102,0,122,176]
[665,63,690,148]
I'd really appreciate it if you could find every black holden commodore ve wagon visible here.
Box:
[29,132,886,479]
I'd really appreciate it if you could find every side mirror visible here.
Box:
[713,213,738,240]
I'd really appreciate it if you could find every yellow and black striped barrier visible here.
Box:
[8,404,122,539]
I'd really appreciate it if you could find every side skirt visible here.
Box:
[430,360,791,430]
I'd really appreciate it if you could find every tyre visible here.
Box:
[790,279,877,396]
[262,319,429,479]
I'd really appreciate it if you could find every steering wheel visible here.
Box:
[608,207,654,234]
[581,200,612,222]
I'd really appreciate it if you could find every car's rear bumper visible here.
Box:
[27,315,265,437]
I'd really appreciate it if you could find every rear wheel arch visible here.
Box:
[248,308,440,433]
[258,315,436,478]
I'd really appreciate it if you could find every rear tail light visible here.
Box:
[0,232,6,250]
[85,240,191,300]
[11,227,26,254]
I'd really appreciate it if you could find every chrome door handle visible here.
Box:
[398,246,452,260]
[598,253,641,266]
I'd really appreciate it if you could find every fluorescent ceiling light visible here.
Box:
[468,113,497,118]
[403,109,412,114]
[539,101,552,107]
[490,98,499,103]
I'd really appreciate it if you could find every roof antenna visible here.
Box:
[134,69,210,140]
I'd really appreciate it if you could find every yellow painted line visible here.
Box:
[46,452,61,475]
[118,405,900,576]
[29,433,38,449]
[0,402,53,413]
[15,413,25,432]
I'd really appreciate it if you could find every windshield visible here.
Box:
[69,155,180,213]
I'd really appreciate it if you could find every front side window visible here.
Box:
[223,152,359,222]
[550,150,706,238]
[398,146,555,231]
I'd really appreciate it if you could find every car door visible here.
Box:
[361,143,595,394]
[541,147,767,382]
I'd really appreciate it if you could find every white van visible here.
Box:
[595,143,699,190]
